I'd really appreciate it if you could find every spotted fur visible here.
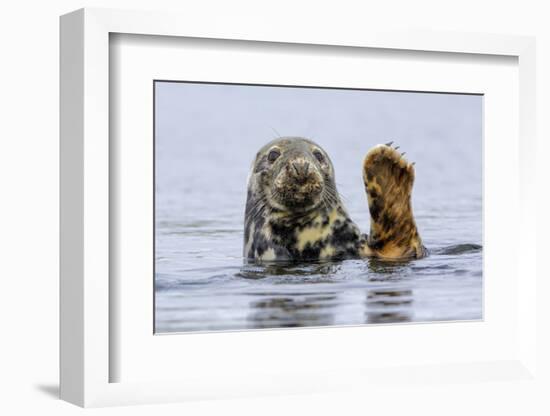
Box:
[243,137,425,263]
[362,144,426,259]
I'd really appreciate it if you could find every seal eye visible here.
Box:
[313,150,325,163]
[267,149,281,162]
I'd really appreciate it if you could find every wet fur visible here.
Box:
[363,145,426,259]
[244,137,425,262]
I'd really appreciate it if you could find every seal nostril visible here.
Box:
[291,160,310,180]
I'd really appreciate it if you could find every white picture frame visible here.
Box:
[60,7,538,408]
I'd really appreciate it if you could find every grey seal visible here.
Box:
[243,137,425,262]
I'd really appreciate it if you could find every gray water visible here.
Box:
[154,82,483,333]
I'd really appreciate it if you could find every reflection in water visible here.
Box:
[241,262,341,328]
[366,258,412,275]
[365,289,413,324]
[237,261,342,280]
[248,287,414,328]
[242,260,415,328]
[363,260,414,324]
[248,293,338,328]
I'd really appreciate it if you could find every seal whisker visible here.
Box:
[269,125,282,139]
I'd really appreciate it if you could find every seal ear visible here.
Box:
[362,144,426,259]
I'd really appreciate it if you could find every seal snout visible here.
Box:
[272,156,324,209]
[284,157,321,188]
[290,158,311,184]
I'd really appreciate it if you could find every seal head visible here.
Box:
[255,137,334,212]
[243,137,364,262]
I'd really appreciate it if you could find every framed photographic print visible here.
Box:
[60,8,539,408]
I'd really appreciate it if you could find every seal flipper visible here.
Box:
[362,144,426,259]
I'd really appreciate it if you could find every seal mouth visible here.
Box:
[270,158,324,211]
